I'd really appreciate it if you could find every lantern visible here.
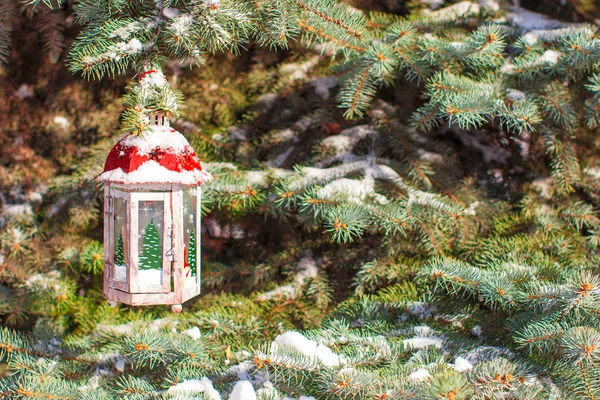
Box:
[96,111,212,312]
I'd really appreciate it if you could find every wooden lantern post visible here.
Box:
[96,113,211,312]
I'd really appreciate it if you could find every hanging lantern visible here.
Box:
[96,99,211,312]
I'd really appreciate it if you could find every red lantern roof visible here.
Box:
[96,125,212,186]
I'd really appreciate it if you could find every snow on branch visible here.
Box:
[255,252,318,301]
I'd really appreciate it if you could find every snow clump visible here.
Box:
[229,381,255,400]
[454,357,473,372]
[409,368,432,381]
[272,331,341,367]
[168,377,221,400]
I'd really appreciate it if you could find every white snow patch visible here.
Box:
[255,381,278,399]
[26,271,63,290]
[409,368,432,381]
[109,21,144,40]
[421,0,445,10]
[228,126,248,141]
[294,117,313,132]
[81,34,145,65]
[321,125,376,155]
[406,303,435,319]
[537,50,561,65]
[229,361,255,382]
[312,76,338,101]
[585,168,600,179]
[114,265,126,282]
[205,0,220,9]
[507,7,566,30]
[53,116,70,129]
[465,201,481,216]
[136,269,162,290]
[257,93,279,111]
[506,89,527,101]
[256,253,318,301]
[266,146,295,168]
[140,70,167,88]
[500,60,515,75]
[273,331,340,367]
[525,26,594,41]
[163,7,180,18]
[522,33,540,45]
[184,326,202,340]
[417,149,443,163]
[280,57,320,82]
[478,0,499,11]
[504,49,563,72]
[119,125,190,155]
[3,204,33,217]
[245,171,269,187]
[114,358,125,372]
[205,220,245,240]
[272,128,297,143]
[423,1,480,21]
[448,41,465,51]
[169,377,221,400]
[504,49,561,72]
[229,381,256,400]
[14,84,34,99]
[454,357,473,372]
[317,177,388,205]
[127,38,143,53]
[170,13,194,36]
[79,375,101,392]
[101,322,135,335]
[413,325,433,336]
[403,336,443,350]
[96,160,212,185]
[463,346,512,364]
[150,318,179,332]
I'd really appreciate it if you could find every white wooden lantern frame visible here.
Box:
[103,184,202,307]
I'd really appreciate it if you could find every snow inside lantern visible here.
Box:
[96,112,212,311]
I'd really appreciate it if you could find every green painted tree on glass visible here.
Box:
[138,220,162,271]
[187,230,197,277]
[115,233,125,266]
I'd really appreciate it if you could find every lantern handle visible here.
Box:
[165,224,176,259]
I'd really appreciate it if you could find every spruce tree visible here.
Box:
[1,0,600,398]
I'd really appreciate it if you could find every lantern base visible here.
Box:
[105,284,200,307]
[171,304,183,313]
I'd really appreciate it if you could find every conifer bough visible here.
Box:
[20,0,600,133]
[3,0,600,398]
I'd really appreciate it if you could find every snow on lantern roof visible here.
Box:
[96,125,213,186]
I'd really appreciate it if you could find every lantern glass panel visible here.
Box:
[183,187,198,280]
[137,200,165,289]
[113,196,127,282]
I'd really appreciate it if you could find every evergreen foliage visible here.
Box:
[1,0,600,398]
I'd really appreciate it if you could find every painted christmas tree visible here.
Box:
[115,233,125,266]
[187,230,197,277]
[138,220,161,271]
